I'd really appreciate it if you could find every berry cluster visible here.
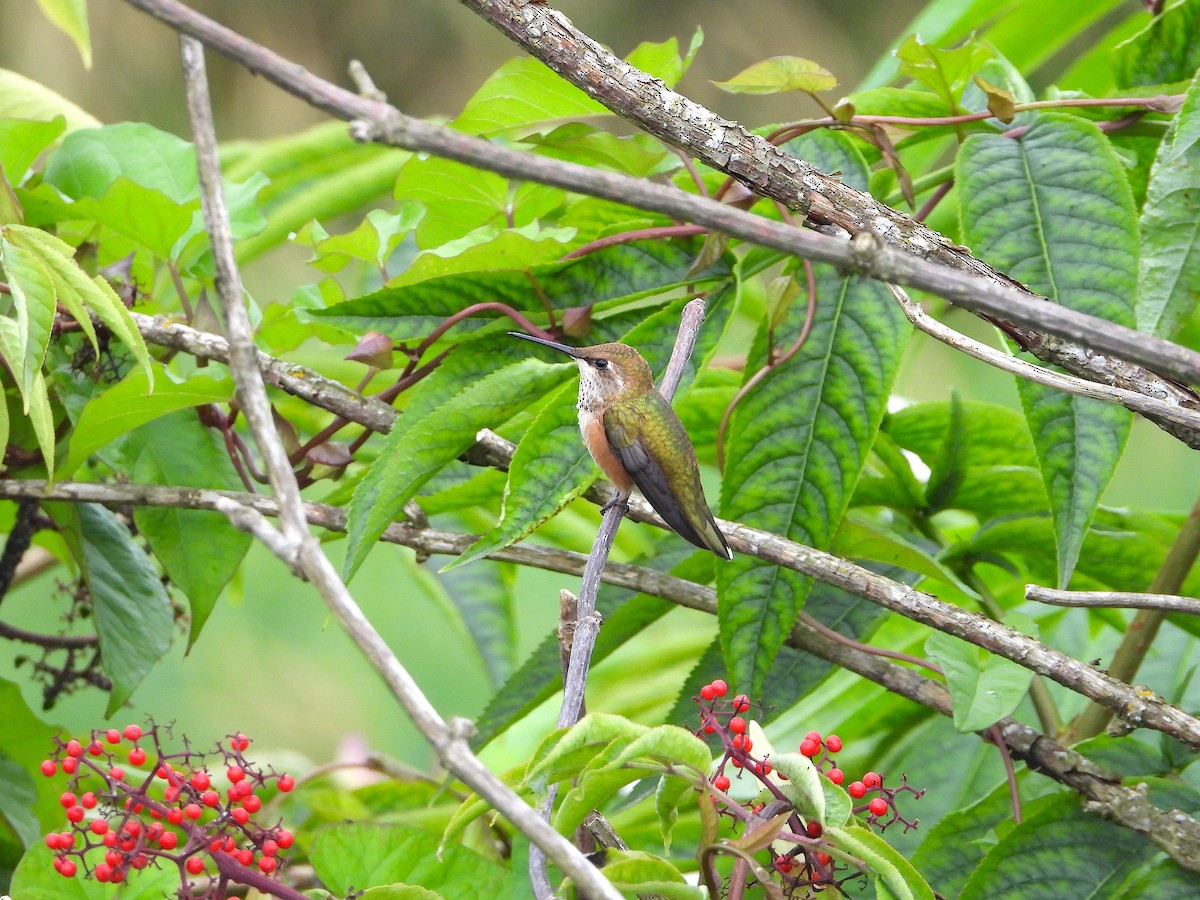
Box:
[39,724,299,900]
[694,680,924,895]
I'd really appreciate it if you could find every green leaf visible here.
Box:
[358,886,448,900]
[0,751,39,848]
[602,851,704,899]
[957,115,1136,587]
[45,122,196,202]
[896,35,993,109]
[0,69,100,131]
[0,236,56,400]
[343,359,562,580]
[717,269,906,697]
[12,842,178,898]
[770,748,826,823]
[835,515,978,597]
[958,792,1155,898]
[313,236,732,339]
[0,318,55,472]
[452,58,608,137]
[131,414,253,645]
[70,504,174,715]
[63,368,232,476]
[305,202,424,273]
[0,118,66,184]
[524,124,675,178]
[910,779,1017,899]
[925,629,1034,732]
[34,0,91,67]
[1137,71,1200,337]
[1124,858,1200,898]
[825,824,935,900]
[311,823,522,899]
[626,28,704,89]
[1114,0,1200,89]
[54,176,196,258]
[712,56,838,94]
[392,156,510,249]
[435,562,518,687]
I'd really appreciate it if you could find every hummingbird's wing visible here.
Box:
[604,395,732,559]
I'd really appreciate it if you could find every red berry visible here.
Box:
[227,765,245,783]
[863,771,882,789]
[123,724,142,741]
[167,807,184,825]
[132,853,149,869]
[848,781,866,799]
[103,831,118,847]
[258,856,277,874]
[731,734,746,751]
[231,807,250,824]
[807,820,822,837]
[124,820,141,837]
[66,740,83,757]
[59,791,76,808]
[81,791,97,809]
[825,734,843,753]
[66,805,84,823]
[202,791,220,807]
[869,797,888,817]
[816,851,832,866]
[702,723,717,734]
[700,685,715,701]
[827,767,845,785]
[713,774,731,792]
[110,868,124,883]
[209,837,224,853]
[105,850,122,867]
[242,794,262,813]
[45,832,62,849]
[109,766,125,782]
[128,747,146,766]
[728,717,747,734]
[231,733,250,752]
[184,803,202,820]
[61,758,78,774]
[758,761,773,776]
[95,862,113,882]
[40,760,57,776]
[90,819,109,835]
[262,839,279,856]
[711,679,728,697]
[774,856,792,873]
[87,741,103,756]
[234,779,254,799]
[186,856,205,875]
[276,829,294,849]
[105,729,121,744]
[277,774,295,792]
[191,772,211,791]
[799,739,820,757]
[732,694,751,712]
[59,859,77,877]
[804,730,822,745]
[237,848,253,865]
[159,831,178,850]
[730,757,743,769]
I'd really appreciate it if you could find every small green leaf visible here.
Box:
[602,851,704,899]
[957,115,1136,587]
[770,749,826,823]
[0,117,66,184]
[0,317,55,472]
[34,0,91,67]
[896,34,993,109]
[925,630,1034,732]
[825,824,936,900]
[342,359,562,580]
[451,57,608,137]
[712,56,838,95]
[626,28,704,88]
[65,504,174,715]
[63,368,232,476]
[1137,71,1200,337]
[306,202,424,273]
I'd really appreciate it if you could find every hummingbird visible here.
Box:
[510,333,732,560]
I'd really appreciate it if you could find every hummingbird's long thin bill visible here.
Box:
[508,332,580,358]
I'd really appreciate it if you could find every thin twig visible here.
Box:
[178,36,621,900]
[1027,585,1200,615]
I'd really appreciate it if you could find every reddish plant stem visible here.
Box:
[560,223,709,260]
[988,723,1023,825]
[915,180,953,223]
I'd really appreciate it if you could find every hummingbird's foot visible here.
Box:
[599,492,630,515]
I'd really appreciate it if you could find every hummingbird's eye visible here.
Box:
[593,358,610,370]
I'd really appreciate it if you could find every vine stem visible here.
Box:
[178,35,622,900]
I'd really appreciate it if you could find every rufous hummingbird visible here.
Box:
[510,333,732,560]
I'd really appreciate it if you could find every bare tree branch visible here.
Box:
[1028,586,1200,615]
[178,36,622,900]
[116,0,1200,451]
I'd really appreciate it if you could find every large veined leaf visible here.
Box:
[311,236,732,339]
[1137,71,1200,337]
[957,114,1137,587]
[717,268,905,698]
[342,359,564,580]
[1114,0,1200,89]
[958,792,1156,898]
